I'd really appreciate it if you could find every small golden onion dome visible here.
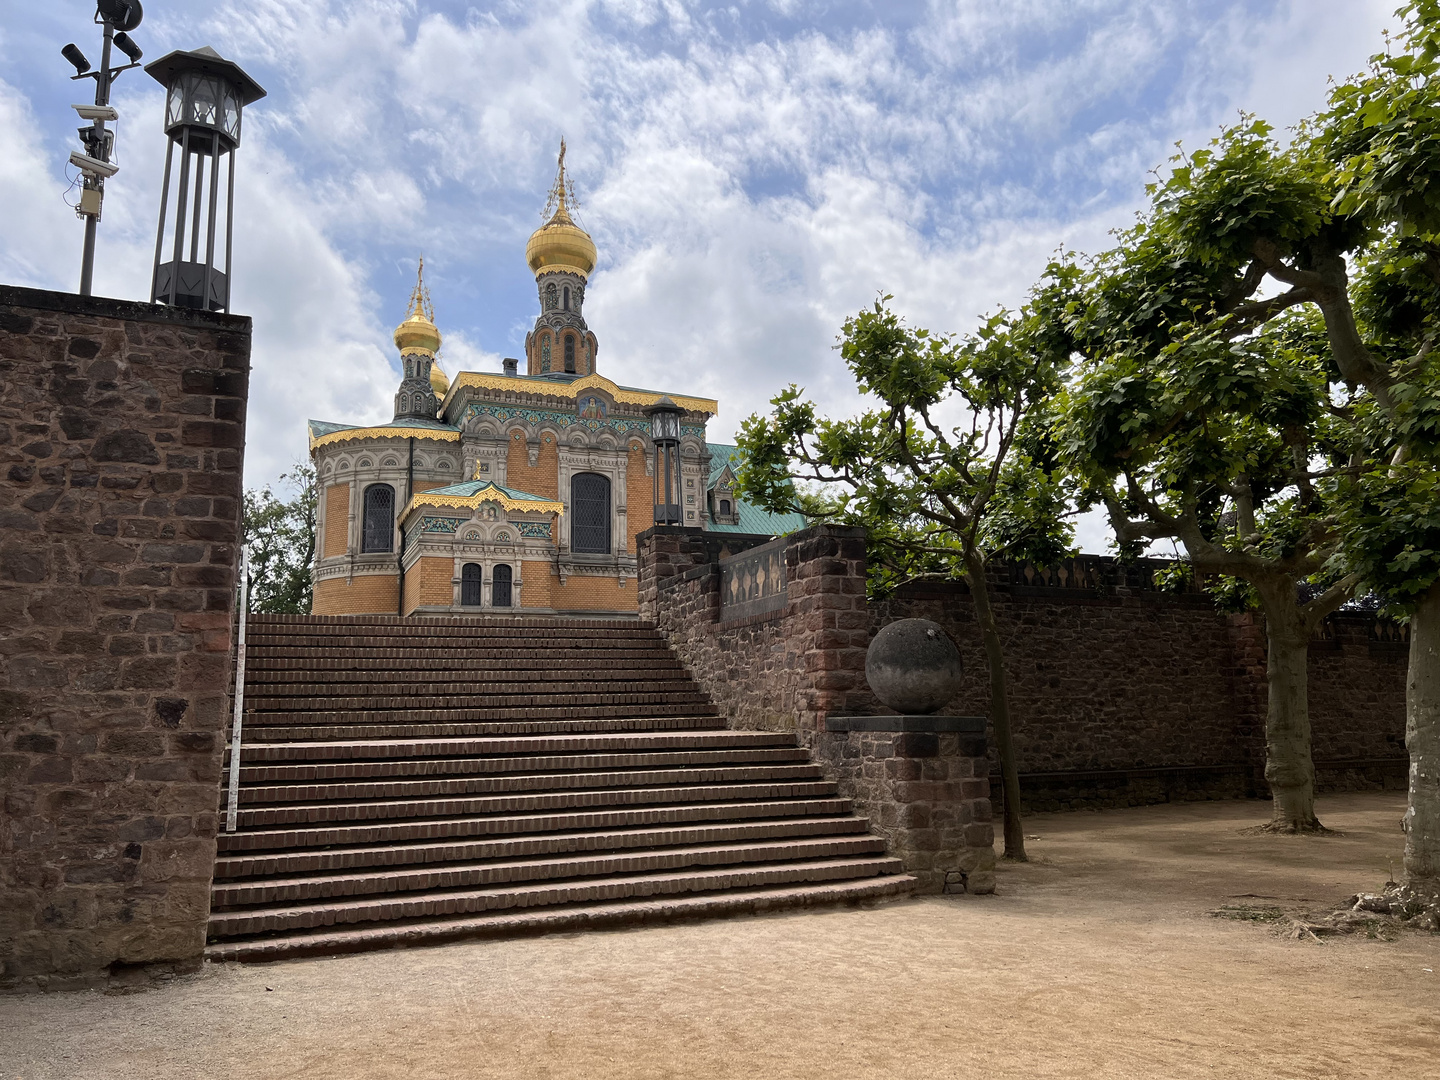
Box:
[526,141,597,280]
[394,258,443,356]
[430,358,450,398]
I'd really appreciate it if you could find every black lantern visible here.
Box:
[647,396,684,525]
[145,47,266,312]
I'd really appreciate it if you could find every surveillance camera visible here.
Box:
[69,151,119,179]
[73,104,119,121]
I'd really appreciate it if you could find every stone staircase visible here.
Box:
[207,614,914,961]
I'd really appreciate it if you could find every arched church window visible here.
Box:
[461,563,482,606]
[493,564,513,607]
[545,282,558,310]
[564,335,576,373]
[563,286,570,311]
[541,335,551,372]
[361,484,395,553]
[571,473,611,554]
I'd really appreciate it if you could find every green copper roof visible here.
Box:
[422,480,556,502]
[705,443,809,537]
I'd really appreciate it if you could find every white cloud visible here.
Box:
[0,0,1408,553]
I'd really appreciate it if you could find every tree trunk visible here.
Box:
[965,552,1026,861]
[1405,580,1440,897]
[1255,592,1322,832]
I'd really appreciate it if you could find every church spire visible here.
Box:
[544,140,576,223]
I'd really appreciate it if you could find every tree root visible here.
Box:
[1242,820,1337,836]
[1290,882,1440,939]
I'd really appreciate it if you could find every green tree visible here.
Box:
[1054,120,1372,832]
[736,286,1076,861]
[1319,0,1440,894]
[242,463,317,614]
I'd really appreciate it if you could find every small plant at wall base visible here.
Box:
[736,284,1079,862]
[243,464,317,614]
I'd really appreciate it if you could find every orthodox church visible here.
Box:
[308,147,803,617]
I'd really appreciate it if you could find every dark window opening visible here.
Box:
[564,335,576,373]
[361,484,395,553]
[563,286,570,311]
[719,499,731,517]
[461,562,482,606]
[571,473,611,554]
[493,563,513,607]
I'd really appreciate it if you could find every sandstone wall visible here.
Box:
[638,528,1408,818]
[638,524,995,893]
[0,285,250,992]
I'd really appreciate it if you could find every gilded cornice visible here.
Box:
[399,487,565,524]
[310,426,462,451]
[442,371,718,416]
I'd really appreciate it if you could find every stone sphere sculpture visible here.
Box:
[865,618,962,715]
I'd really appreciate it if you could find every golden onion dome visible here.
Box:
[526,141,597,280]
[394,258,442,356]
[430,358,451,398]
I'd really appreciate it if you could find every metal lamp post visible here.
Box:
[62,0,147,296]
[647,396,684,525]
[145,47,266,312]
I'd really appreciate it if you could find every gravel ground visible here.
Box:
[3,791,1437,1080]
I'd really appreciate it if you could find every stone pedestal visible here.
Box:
[821,716,995,894]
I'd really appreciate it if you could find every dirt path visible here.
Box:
[4,792,1438,1080]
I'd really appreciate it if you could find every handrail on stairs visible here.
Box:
[225,551,249,833]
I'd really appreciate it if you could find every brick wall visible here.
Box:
[637,525,1409,819]
[322,484,348,557]
[505,430,559,499]
[312,573,398,616]
[548,574,634,612]
[402,556,453,614]
[637,524,995,893]
[625,441,652,554]
[0,285,249,991]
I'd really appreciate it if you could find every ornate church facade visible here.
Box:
[308,150,801,617]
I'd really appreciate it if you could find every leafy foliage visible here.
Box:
[243,464,317,614]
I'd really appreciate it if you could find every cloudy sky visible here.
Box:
[0,0,1399,550]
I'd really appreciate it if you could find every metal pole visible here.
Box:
[169,127,192,304]
[150,139,174,303]
[225,551,249,833]
[223,150,235,312]
[201,137,220,310]
[79,20,116,296]
[189,152,205,263]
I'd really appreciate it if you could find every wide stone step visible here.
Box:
[207,856,905,938]
[214,816,873,880]
[242,703,721,725]
[212,835,892,907]
[233,780,842,830]
[235,716,729,742]
[205,875,916,963]
[234,730,798,764]
[245,690,713,712]
[216,797,857,853]
[237,746,812,784]
[246,661,690,682]
[239,764,826,806]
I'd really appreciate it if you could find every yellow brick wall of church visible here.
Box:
[402,557,454,614]
[322,484,349,557]
[626,441,654,554]
[546,575,637,612]
[505,432,559,499]
[520,560,552,608]
[313,573,397,615]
